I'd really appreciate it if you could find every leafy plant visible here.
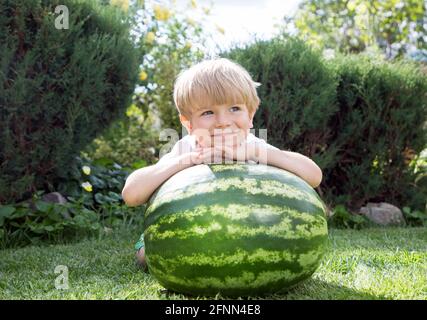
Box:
[402,206,427,227]
[0,0,139,204]
[284,0,427,59]
[84,0,220,166]
[0,194,101,248]
[328,204,369,229]
[407,148,427,213]
[0,192,144,249]
[0,156,146,249]
[81,105,159,167]
[228,39,427,212]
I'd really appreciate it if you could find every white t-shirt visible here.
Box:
[158,133,279,165]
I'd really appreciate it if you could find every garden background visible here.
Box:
[0,0,426,299]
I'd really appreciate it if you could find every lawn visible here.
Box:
[0,226,425,300]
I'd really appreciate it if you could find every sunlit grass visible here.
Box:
[0,227,425,300]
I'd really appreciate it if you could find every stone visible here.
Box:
[41,192,71,219]
[42,192,68,204]
[359,202,406,226]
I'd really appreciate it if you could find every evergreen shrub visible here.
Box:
[225,38,337,160]
[226,39,427,212]
[0,0,139,204]
[324,55,427,211]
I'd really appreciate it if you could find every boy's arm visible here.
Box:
[122,153,194,207]
[122,147,219,207]
[254,146,323,188]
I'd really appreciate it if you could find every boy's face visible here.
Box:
[180,103,254,148]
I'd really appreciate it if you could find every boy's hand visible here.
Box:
[189,147,223,165]
[188,141,263,164]
[220,141,261,163]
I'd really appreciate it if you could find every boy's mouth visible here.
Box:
[209,129,244,148]
[210,129,241,136]
[195,129,246,148]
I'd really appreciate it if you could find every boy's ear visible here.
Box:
[179,114,192,133]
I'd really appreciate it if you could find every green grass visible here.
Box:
[0,226,426,300]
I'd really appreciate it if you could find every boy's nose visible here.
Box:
[215,114,232,127]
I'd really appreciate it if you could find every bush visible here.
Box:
[0,0,139,204]
[226,38,427,214]
[403,206,427,227]
[224,38,337,159]
[0,156,144,248]
[327,205,370,229]
[134,0,211,134]
[323,55,427,211]
[81,104,159,168]
[82,1,216,167]
[56,155,129,204]
[0,196,101,249]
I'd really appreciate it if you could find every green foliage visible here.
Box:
[0,194,101,248]
[403,206,427,227]
[328,205,369,229]
[0,156,145,248]
[133,0,211,133]
[56,156,129,204]
[227,38,427,214]
[409,149,427,215]
[56,155,147,222]
[286,0,427,59]
[0,0,139,204]
[323,55,427,211]
[2,227,426,299]
[83,1,215,168]
[0,196,142,249]
[224,38,337,158]
[81,105,159,167]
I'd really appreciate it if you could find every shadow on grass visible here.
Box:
[155,277,385,300]
[280,278,386,300]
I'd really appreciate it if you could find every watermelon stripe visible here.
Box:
[148,247,325,272]
[143,164,328,296]
[208,164,312,191]
[151,203,320,228]
[146,220,326,243]
[144,189,324,229]
[148,256,306,279]
[145,177,324,218]
[146,233,328,259]
[151,164,307,195]
[150,268,313,294]
[146,245,327,295]
[145,205,326,242]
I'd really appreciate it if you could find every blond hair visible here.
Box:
[173,58,260,119]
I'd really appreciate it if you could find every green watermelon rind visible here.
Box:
[144,164,328,297]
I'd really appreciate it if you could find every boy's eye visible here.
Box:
[201,110,213,116]
[200,106,240,116]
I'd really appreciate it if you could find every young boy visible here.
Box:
[122,58,323,270]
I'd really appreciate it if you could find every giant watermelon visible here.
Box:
[143,164,328,297]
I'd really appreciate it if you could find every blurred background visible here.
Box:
[0,0,426,248]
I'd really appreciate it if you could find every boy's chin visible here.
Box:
[194,129,249,148]
[197,136,245,148]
